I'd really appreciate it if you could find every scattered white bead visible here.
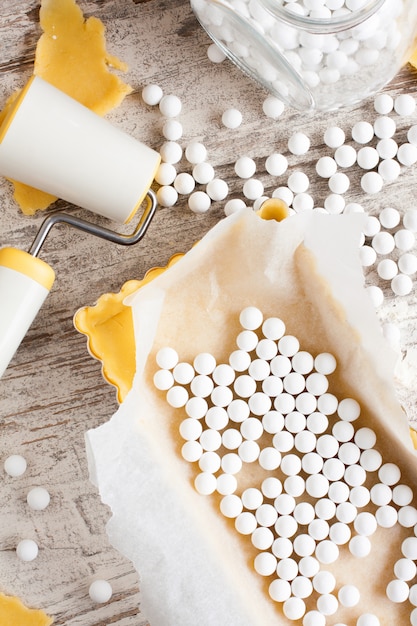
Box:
[262,95,285,119]
[324,126,345,149]
[283,596,306,620]
[265,153,288,176]
[397,143,417,166]
[357,146,379,170]
[27,487,50,511]
[317,593,338,616]
[243,178,264,200]
[185,141,207,164]
[235,156,256,179]
[156,185,178,207]
[386,579,410,603]
[188,191,211,214]
[377,258,398,281]
[206,178,229,201]
[288,132,310,155]
[269,578,292,602]
[354,511,378,536]
[192,162,215,184]
[222,108,243,129]
[174,172,195,195]
[142,83,163,106]
[376,137,398,160]
[313,570,336,595]
[159,141,183,164]
[361,171,384,194]
[356,615,380,626]
[4,454,27,477]
[207,43,226,63]
[224,198,246,216]
[162,119,183,141]
[335,144,357,168]
[88,579,113,604]
[374,93,393,115]
[316,156,337,178]
[16,539,38,562]
[195,472,217,495]
[155,162,177,186]
[394,94,416,116]
[398,253,417,275]
[159,94,182,118]
[374,116,396,139]
[352,121,374,144]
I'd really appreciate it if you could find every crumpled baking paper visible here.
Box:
[85,209,416,625]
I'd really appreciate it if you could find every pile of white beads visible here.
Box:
[154,306,417,624]
[360,207,417,302]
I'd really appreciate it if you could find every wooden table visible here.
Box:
[0,1,416,624]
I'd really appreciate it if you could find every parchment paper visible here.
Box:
[86,209,416,625]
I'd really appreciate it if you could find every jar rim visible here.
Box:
[259,0,385,33]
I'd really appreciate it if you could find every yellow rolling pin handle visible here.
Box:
[0,247,55,378]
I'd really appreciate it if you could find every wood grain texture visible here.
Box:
[0,0,416,624]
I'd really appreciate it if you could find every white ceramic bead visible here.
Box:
[335,144,357,167]
[288,171,310,194]
[199,451,221,474]
[254,552,277,576]
[159,142,182,168]
[285,475,306,498]
[317,593,338,616]
[89,579,113,603]
[357,146,379,170]
[394,557,417,581]
[185,141,207,164]
[328,172,350,194]
[222,428,242,450]
[360,449,382,472]
[336,501,357,524]
[338,585,360,608]
[224,198,246,216]
[258,447,281,471]
[206,178,229,201]
[374,93,393,115]
[349,534,371,558]
[220,494,243,518]
[265,153,288,176]
[222,108,243,129]
[288,132,310,155]
[221,453,243,474]
[27,487,50,511]
[262,95,285,118]
[374,116,396,139]
[398,253,417,275]
[306,474,329,498]
[211,387,233,411]
[316,156,337,178]
[155,162,177,186]
[156,185,178,207]
[269,579,292,602]
[316,434,339,459]
[162,119,183,141]
[278,558,300,582]
[404,208,417,231]
[159,94,182,118]
[4,454,27,477]
[16,538,39,561]
[278,335,300,357]
[192,162,215,184]
[317,393,338,416]
[273,431,294,453]
[354,511,377,536]
[235,511,258,534]
[303,611,326,626]
[252,526,274,550]
[337,397,360,422]
[376,137,398,159]
[238,440,260,463]
[386,579,410,603]
[394,94,416,116]
[398,506,417,528]
[313,570,336,594]
[395,228,415,251]
[181,440,203,462]
[188,190,211,213]
[323,193,345,214]
[356,615,380,626]
[256,503,279,528]
[397,142,417,166]
[235,156,256,179]
[314,352,336,375]
[274,393,296,414]
[315,499,336,522]
[376,505,398,528]
[352,121,374,144]
[392,273,413,296]
[194,472,217,495]
[174,172,196,195]
[394,485,414,507]
[361,171,383,194]
[378,462,401,486]
[298,556,320,578]
[323,127,345,149]
[306,412,329,434]
[142,83,163,106]
[166,385,189,408]
[207,43,226,63]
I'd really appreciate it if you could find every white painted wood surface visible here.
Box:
[0,1,416,623]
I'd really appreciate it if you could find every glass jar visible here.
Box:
[190,0,417,111]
